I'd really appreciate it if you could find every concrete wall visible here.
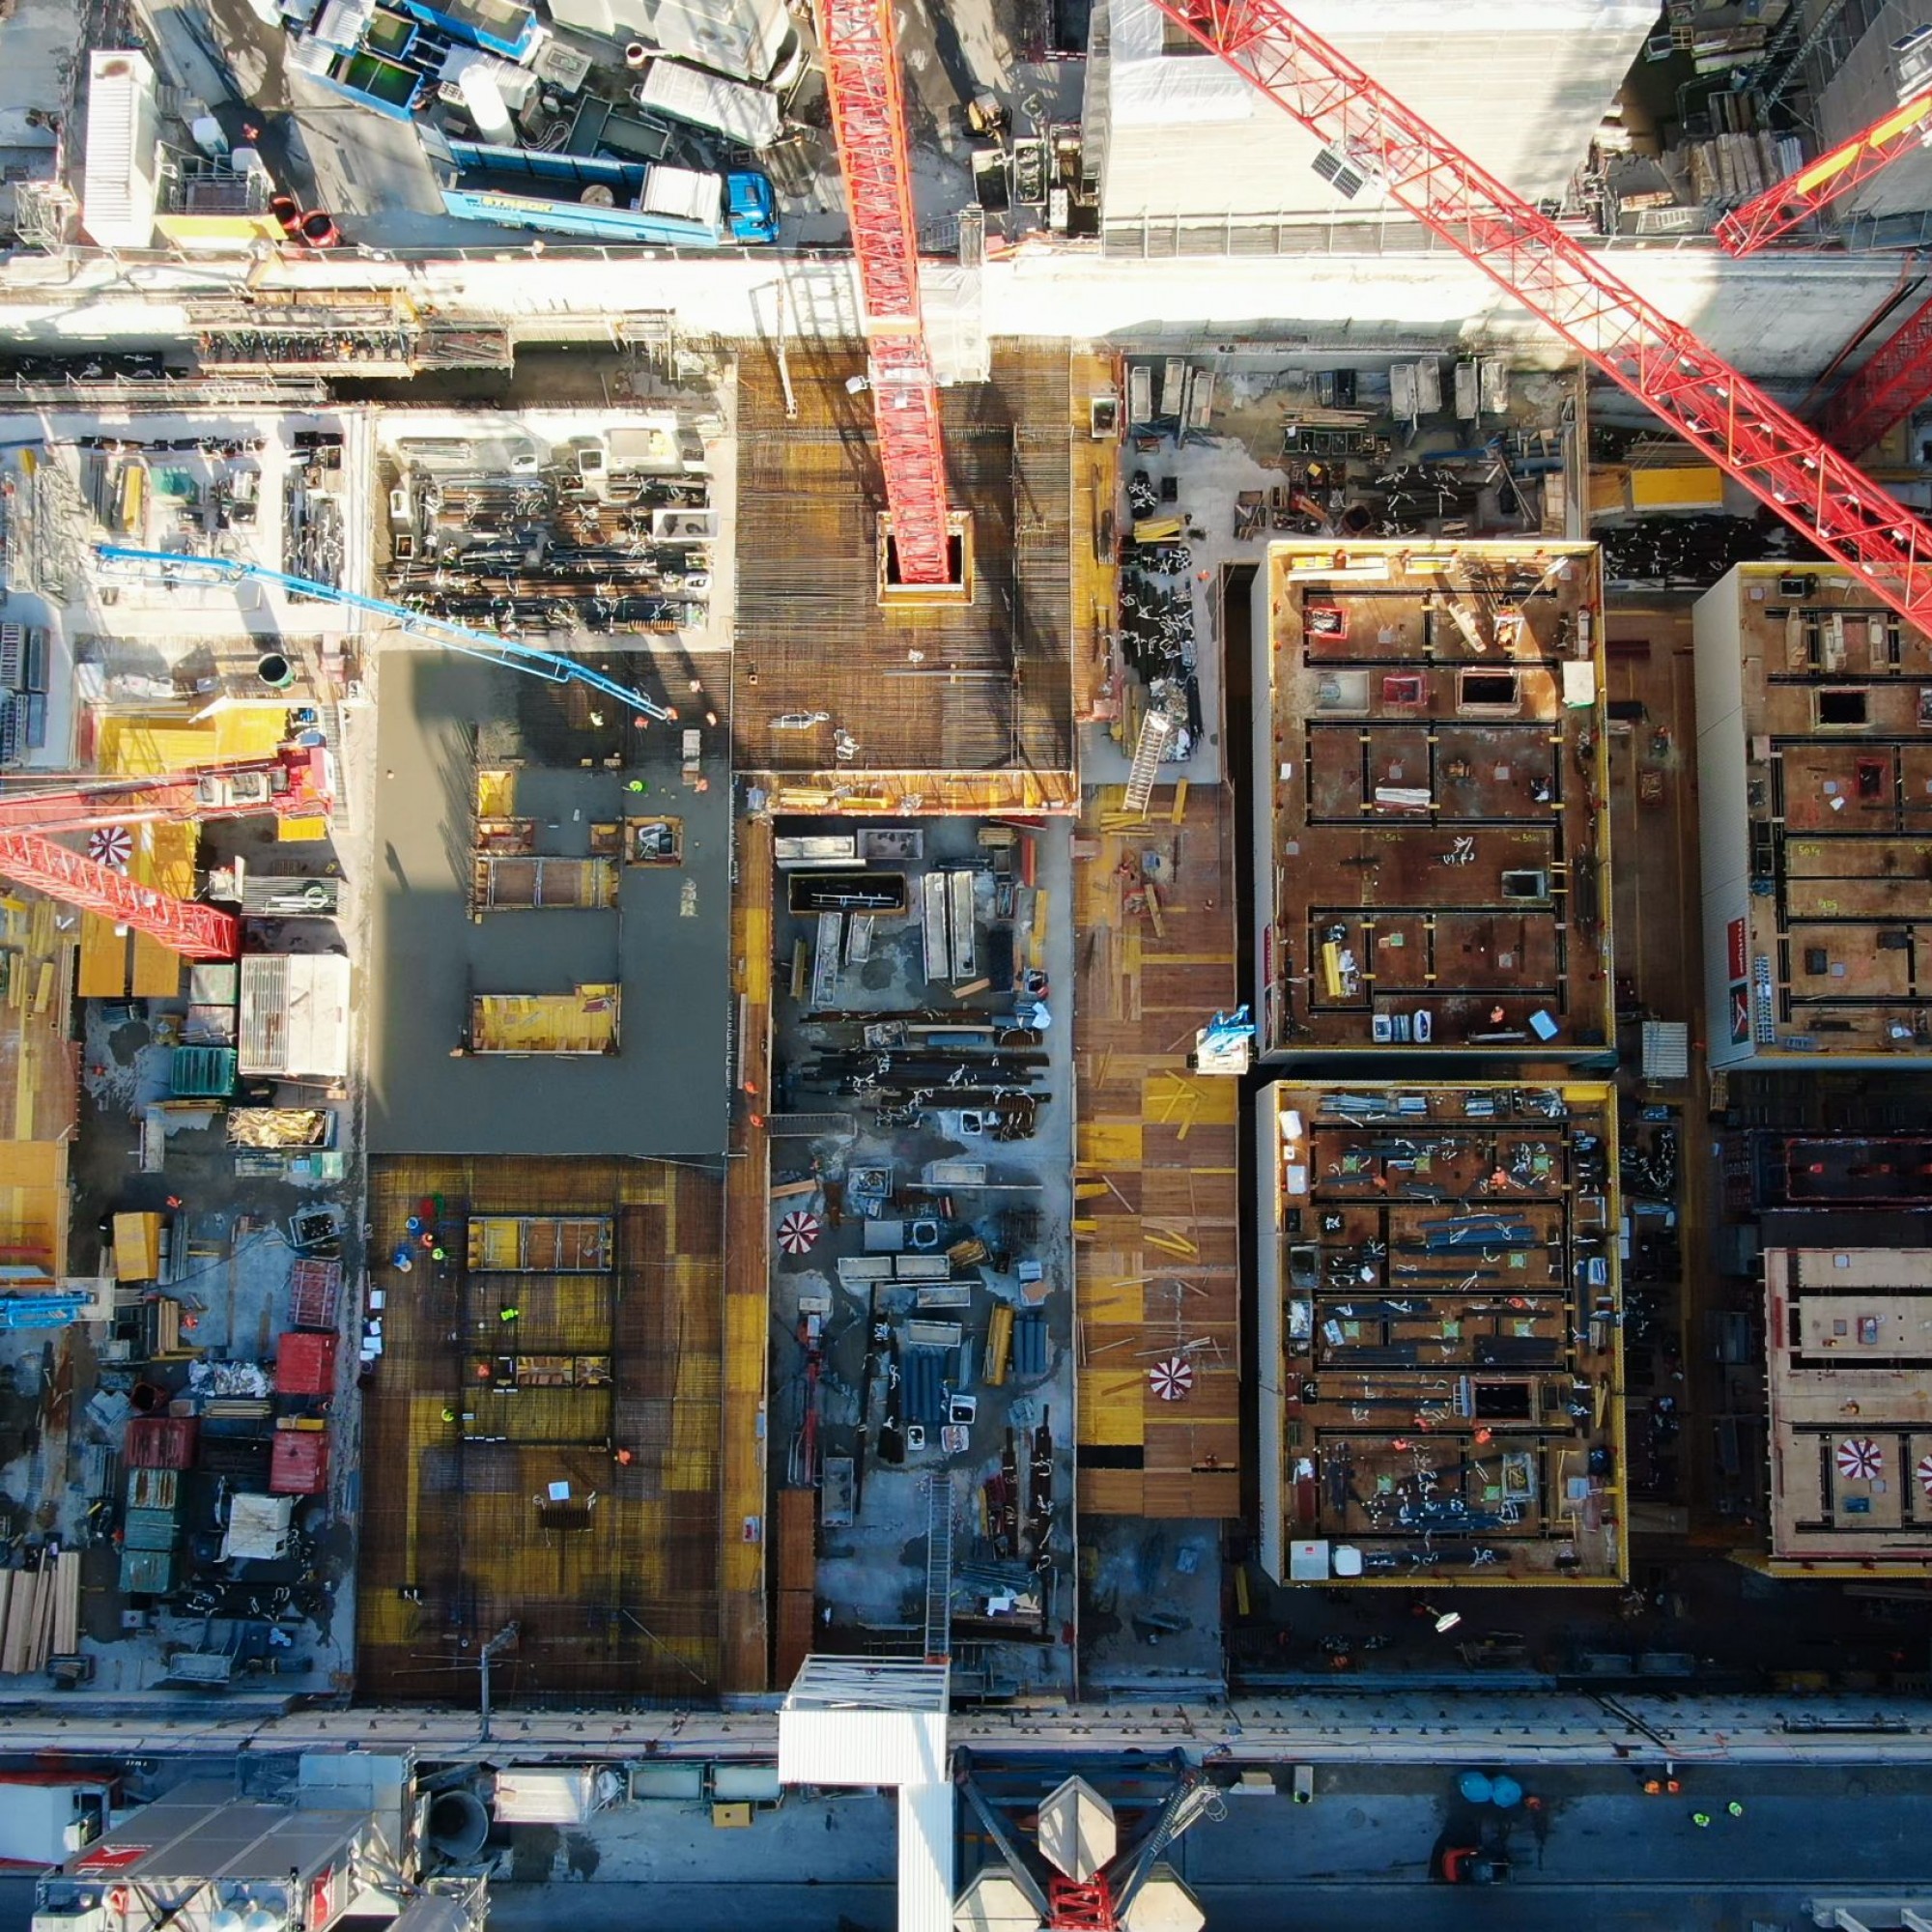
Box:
[1254,1086,1284,1585]
[0,244,1906,385]
[1691,568,1754,1071]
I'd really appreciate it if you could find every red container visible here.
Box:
[270,1430,328,1494]
[124,1415,197,1469]
[274,1330,338,1396]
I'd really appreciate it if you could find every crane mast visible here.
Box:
[1147,0,1932,635]
[813,0,954,585]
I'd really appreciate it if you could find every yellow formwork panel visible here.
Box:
[1078,1122,1144,1167]
[96,712,287,776]
[1082,1276,1146,1323]
[742,906,771,1001]
[1077,1363,1147,1446]
[477,768,517,818]
[724,1292,766,1397]
[77,917,127,999]
[1142,1070,1239,1125]
[667,1402,720,1491]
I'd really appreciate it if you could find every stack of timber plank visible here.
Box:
[0,1550,81,1674]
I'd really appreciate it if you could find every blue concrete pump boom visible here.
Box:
[92,546,676,722]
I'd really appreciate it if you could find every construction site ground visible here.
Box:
[767,814,1078,1695]
[0,745,367,1702]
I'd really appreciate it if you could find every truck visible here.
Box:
[632,56,782,149]
[436,139,778,245]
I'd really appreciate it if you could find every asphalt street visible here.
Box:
[468,1763,1932,1932]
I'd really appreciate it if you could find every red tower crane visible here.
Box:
[1717,94,1932,256]
[1818,289,1932,456]
[0,746,330,961]
[1146,0,1932,635]
[814,0,954,585]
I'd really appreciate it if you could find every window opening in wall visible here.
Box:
[1459,668,1520,713]
[1472,1381,1533,1421]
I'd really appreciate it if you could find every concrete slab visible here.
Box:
[365,648,730,1157]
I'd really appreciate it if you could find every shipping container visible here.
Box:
[270,1429,328,1494]
[124,1415,197,1470]
[274,1330,338,1396]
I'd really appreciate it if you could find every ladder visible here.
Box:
[923,1472,953,1663]
[1122,702,1177,817]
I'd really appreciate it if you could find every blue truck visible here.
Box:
[435,140,778,246]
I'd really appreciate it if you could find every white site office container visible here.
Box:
[238,955,352,1081]
[634,57,781,148]
[81,51,159,249]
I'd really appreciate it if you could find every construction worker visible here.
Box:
[441,1407,457,1423]
[499,1305,519,1323]
[1727,1801,1745,1818]
[626,779,648,794]
[1691,1811,1712,1829]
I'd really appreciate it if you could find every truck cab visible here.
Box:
[725,170,779,244]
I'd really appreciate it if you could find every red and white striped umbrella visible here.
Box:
[1917,1455,1932,1499]
[776,1209,821,1256]
[87,825,132,870]
[1150,1355,1194,1402]
[1836,1436,1883,1481]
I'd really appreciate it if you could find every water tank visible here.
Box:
[457,65,515,145]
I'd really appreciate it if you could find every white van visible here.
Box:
[634,56,782,150]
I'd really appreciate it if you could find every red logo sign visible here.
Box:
[1727,917,1747,982]
[75,1847,149,1873]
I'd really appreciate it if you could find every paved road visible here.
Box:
[472,1763,1932,1932]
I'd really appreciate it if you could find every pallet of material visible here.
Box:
[922,871,952,983]
[949,871,978,980]
[0,1551,79,1675]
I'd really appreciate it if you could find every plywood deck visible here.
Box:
[1073,781,1240,1518]
[356,1155,726,1703]
[1259,543,1614,1058]
[720,813,774,1692]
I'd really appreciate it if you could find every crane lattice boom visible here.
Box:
[0,746,331,960]
[0,832,240,959]
[815,0,953,584]
[1820,290,1932,457]
[1149,0,1932,635]
[1717,95,1932,257]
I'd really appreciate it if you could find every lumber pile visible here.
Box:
[0,1551,82,1674]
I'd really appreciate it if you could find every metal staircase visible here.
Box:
[923,1473,953,1662]
[1122,700,1178,816]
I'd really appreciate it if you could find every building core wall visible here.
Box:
[1255,540,1613,1061]
[1259,1080,1626,1587]
[1693,562,1932,1069]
